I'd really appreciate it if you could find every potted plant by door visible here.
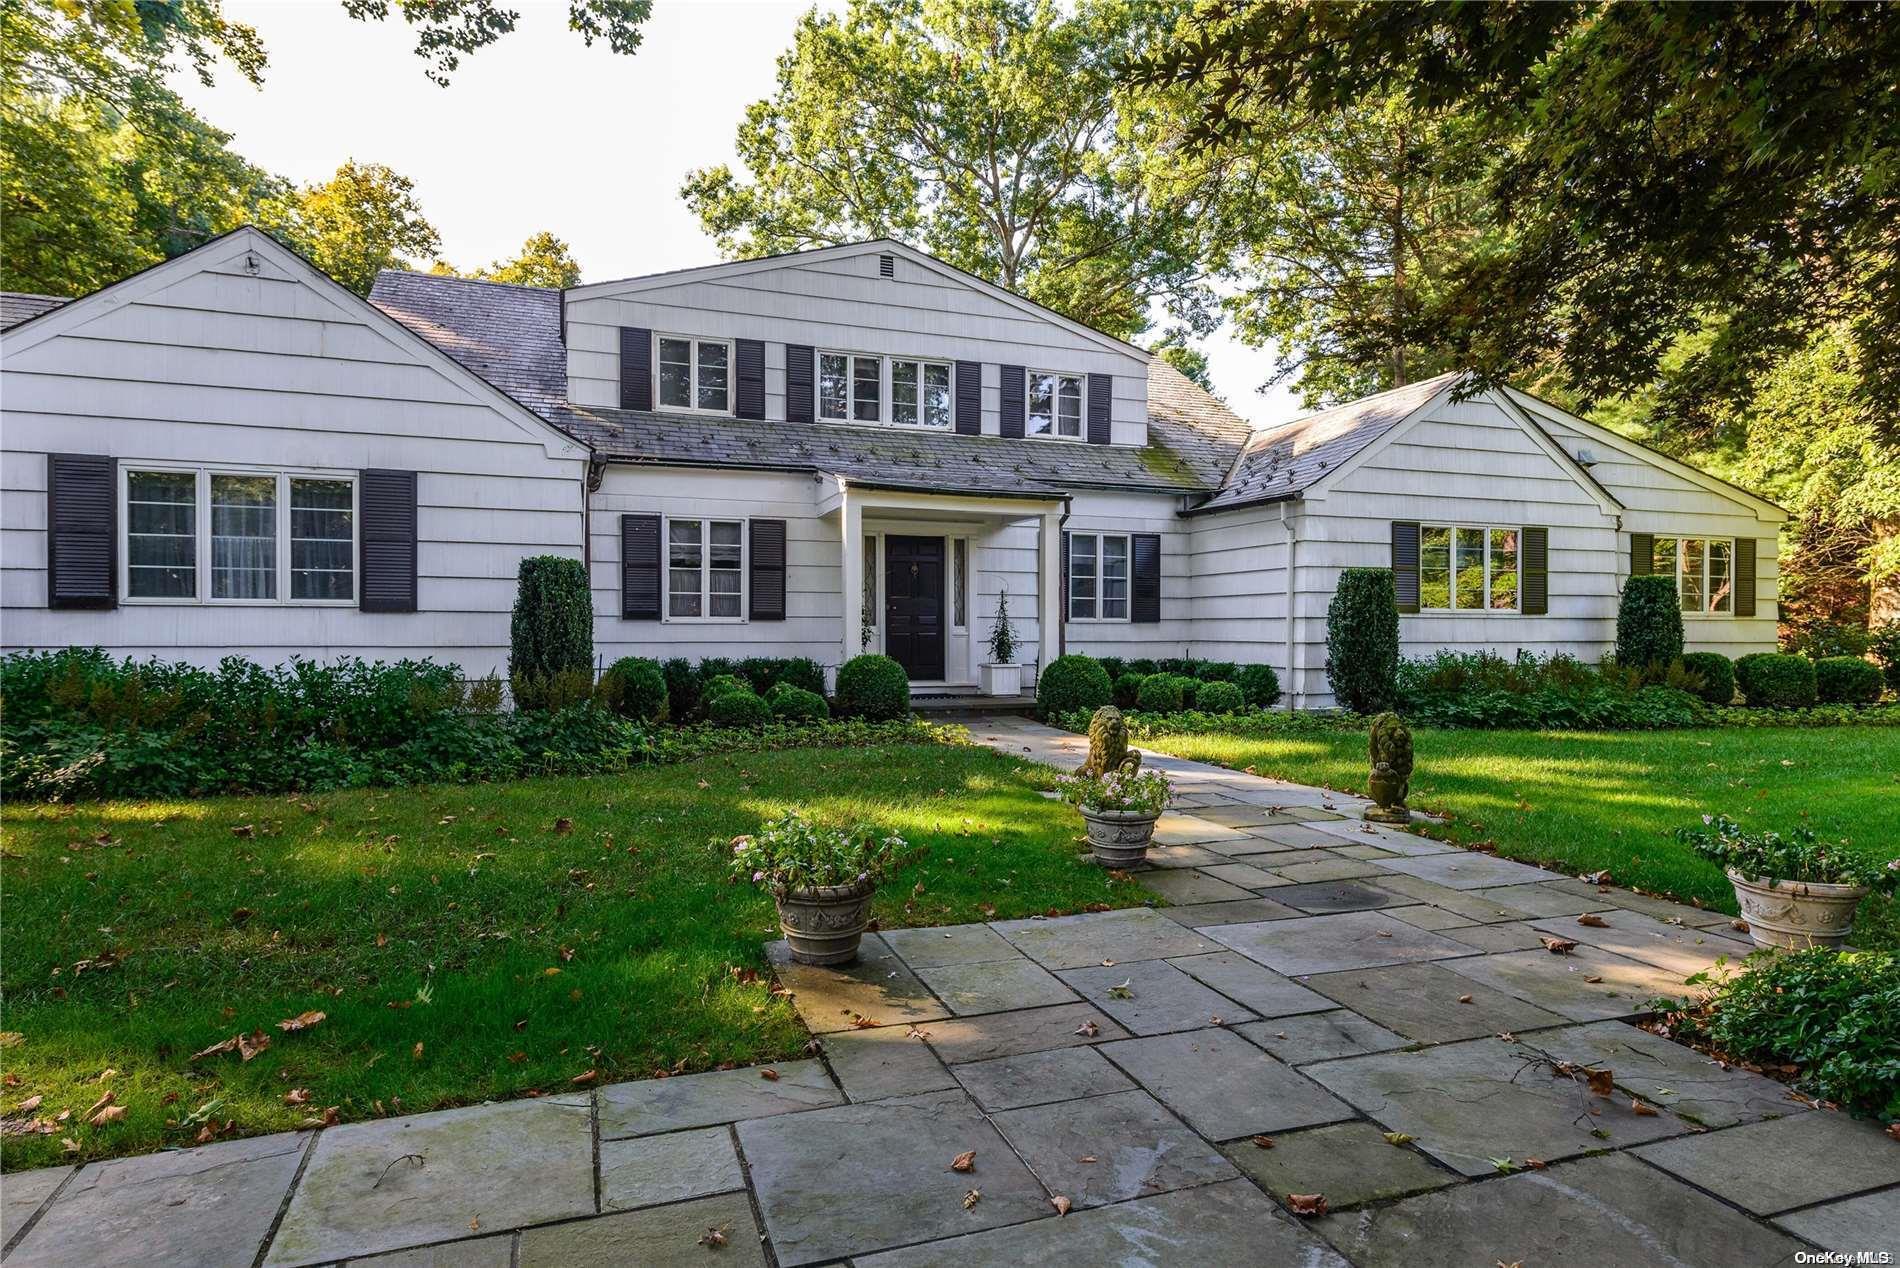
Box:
[732,812,916,965]
[1678,814,1899,950]
[981,590,1021,696]
[1059,766,1174,869]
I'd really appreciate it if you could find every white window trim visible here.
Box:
[1068,530,1132,623]
[1026,368,1087,442]
[1652,535,1736,618]
[119,464,359,607]
[1418,523,1522,615]
[662,514,749,623]
[654,333,734,417]
[888,356,954,429]
[816,351,955,429]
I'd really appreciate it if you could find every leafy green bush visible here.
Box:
[702,673,751,704]
[1678,814,1900,893]
[730,811,917,893]
[1097,657,1127,680]
[1193,661,1239,683]
[661,658,702,718]
[508,556,593,709]
[1135,673,1184,713]
[1787,621,1871,659]
[1679,652,1735,704]
[1236,663,1282,709]
[1678,949,1900,1120]
[740,656,826,696]
[600,657,669,724]
[1814,656,1884,704]
[1112,673,1146,710]
[1870,620,1900,689]
[1325,568,1399,714]
[1738,653,1817,707]
[1615,575,1685,670]
[1036,654,1112,720]
[1194,680,1245,714]
[1395,651,1708,730]
[1711,702,1900,728]
[1173,674,1201,709]
[705,689,770,729]
[836,654,911,720]
[766,683,829,722]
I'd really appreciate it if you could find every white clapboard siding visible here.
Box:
[0,230,588,678]
[1185,505,1291,672]
[1062,490,1198,661]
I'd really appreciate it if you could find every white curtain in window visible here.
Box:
[211,474,276,600]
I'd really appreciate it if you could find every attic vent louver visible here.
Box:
[879,253,895,278]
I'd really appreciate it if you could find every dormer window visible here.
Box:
[891,359,951,427]
[818,352,952,427]
[657,335,730,413]
[1028,370,1083,438]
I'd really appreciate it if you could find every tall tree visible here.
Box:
[439,231,584,288]
[266,161,441,296]
[339,0,650,85]
[682,0,1215,342]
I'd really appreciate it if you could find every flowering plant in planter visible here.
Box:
[1677,814,1899,949]
[1058,767,1172,869]
[731,812,917,965]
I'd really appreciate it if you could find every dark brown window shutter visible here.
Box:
[619,327,652,411]
[620,514,661,620]
[749,519,786,621]
[1521,526,1549,615]
[1086,373,1111,445]
[1000,365,1025,438]
[735,338,765,419]
[786,345,814,424]
[47,453,115,609]
[1059,531,1070,624]
[1734,537,1757,616]
[1391,521,1420,614]
[1629,532,1654,576]
[359,469,418,613]
[1131,532,1161,623]
[955,361,982,436]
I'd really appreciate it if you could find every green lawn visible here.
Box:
[0,741,1140,1169]
[1134,721,1900,950]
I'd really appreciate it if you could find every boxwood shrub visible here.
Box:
[1679,652,1736,705]
[1136,673,1184,713]
[1325,567,1399,714]
[1615,574,1685,670]
[705,688,771,728]
[1112,673,1146,710]
[836,654,911,720]
[508,556,593,709]
[1236,663,1282,709]
[1036,654,1113,720]
[1738,653,1818,708]
[766,682,829,722]
[1194,680,1245,714]
[1814,656,1884,705]
[600,656,669,723]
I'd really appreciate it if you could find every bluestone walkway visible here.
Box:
[4,718,1894,1266]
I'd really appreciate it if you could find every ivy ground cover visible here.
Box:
[0,742,1141,1169]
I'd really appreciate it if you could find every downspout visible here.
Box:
[1057,496,1072,657]
[1281,500,1300,712]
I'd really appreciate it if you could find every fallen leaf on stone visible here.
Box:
[1524,1158,1547,1170]
[88,1104,125,1127]
[1382,1132,1413,1146]
[1286,1193,1327,1216]
[1050,1196,1071,1216]
[1073,1020,1100,1038]
[1489,1157,1517,1174]
[1250,1134,1274,1149]
[1887,1123,1900,1143]
[698,1225,728,1248]
[1541,936,1578,955]
[1376,930,1393,938]
[1585,1068,1616,1098]
[1107,979,1134,1000]
[950,1150,976,1173]
[1731,919,1749,932]
[277,1010,326,1033]
[851,1015,880,1030]
[961,1188,981,1211]
[1630,1099,1658,1116]
[1576,913,1610,928]
[1457,994,1473,1004]
[1581,870,1611,885]
[759,1069,780,1082]
[1583,974,1604,983]
[1099,958,1115,967]
[284,1089,311,1106]
[1077,1155,1097,1163]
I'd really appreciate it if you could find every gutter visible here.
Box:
[1282,500,1300,712]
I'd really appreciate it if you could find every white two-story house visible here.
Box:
[0,227,1783,706]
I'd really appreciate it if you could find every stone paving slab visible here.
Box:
[0,1165,69,1250]
[9,1133,306,1268]
[950,1045,1134,1112]
[1191,804,1295,829]
[1528,911,1754,978]
[991,1089,1237,1209]
[1059,959,1259,1034]
[1467,882,1608,917]
[1270,879,1410,914]
[1544,877,1732,926]
[1143,843,1230,869]
[737,1089,1050,1266]
[881,923,1024,969]
[1634,1112,1900,1215]
[1135,867,1258,904]
[1362,873,1536,921]
[1157,896,1302,927]
[1301,961,1569,1043]
[1373,852,1565,890]
[597,1058,842,1138]
[1251,824,1354,849]
[517,1193,768,1268]
[1222,1121,1460,1209]
[818,1023,958,1102]
[920,1002,1130,1064]
[1305,1035,1690,1175]
[854,1178,1348,1267]
[1441,941,1692,1021]
[1100,1028,1356,1140]
[990,908,1214,970]
[1313,1151,1806,1268]
[1235,1011,1412,1065]
[1436,920,1552,953]
[1207,910,1475,977]
[767,934,950,1032]
[1523,1020,1807,1129]
[1774,1186,1900,1255]
[1151,814,1256,846]
[1267,857,1394,884]
[1167,950,1337,1018]
[351,1234,514,1266]
[599,1124,744,1210]
[265,1099,593,1267]
[1378,902,1478,931]
[1196,860,1287,889]
[914,957,1078,1015]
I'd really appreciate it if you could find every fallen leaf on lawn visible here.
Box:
[1630,1099,1658,1116]
[412,1042,424,1062]
[190,1035,240,1062]
[1050,1195,1071,1216]
[15,1094,43,1113]
[1382,1132,1414,1146]
[1073,1020,1100,1038]
[0,1033,22,1050]
[89,1104,125,1127]
[571,1070,597,1085]
[1541,936,1578,955]
[962,1188,982,1211]
[950,1150,976,1173]
[1286,1193,1328,1216]
[1457,994,1474,1004]
[759,1068,780,1082]
[553,818,574,835]
[82,1091,115,1119]
[1586,1068,1616,1097]
[61,1137,79,1154]
[698,1225,728,1248]
[284,1088,311,1106]
[1576,913,1610,928]
[277,1010,326,1033]
[238,1032,270,1061]
[1250,1135,1274,1149]
[231,824,254,838]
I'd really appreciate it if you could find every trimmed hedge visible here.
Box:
[836,654,910,720]
[1738,653,1818,708]
[1236,663,1282,709]
[1815,656,1884,705]
[600,657,669,724]
[1615,575,1684,670]
[508,556,593,709]
[1112,673,1146,710]
[1325,568,1399,714]
[1135,673,1184,712]
[1036,654,1113,720]
[766,683,830,722]
[706,689,771,728]
[1194,680,1245,714]
[1396,651,1710,730]
[1680,652,1736,706]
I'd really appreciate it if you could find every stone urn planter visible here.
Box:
[775,878,878,966]
[1726,870,1867,950]
[1078,806,1160,870]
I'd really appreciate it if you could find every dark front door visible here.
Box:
[884,535,945,680]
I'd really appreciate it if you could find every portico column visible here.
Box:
[1038,508,1061,676]
[841,494,865,664]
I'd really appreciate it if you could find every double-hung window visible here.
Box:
[818,352,881,422]
[667,517,745,619]
[1651,537,1733,614]
[1028,371,1083,438]
[891,359,952,427]
[1419,525,1519,612]
[657,336,731,413]
[1069,532,1130,621]
[819,353,952,426]
[123,467,356,604]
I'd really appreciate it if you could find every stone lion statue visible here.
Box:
[1081,706,1142,778]
[1364,712,1414,824]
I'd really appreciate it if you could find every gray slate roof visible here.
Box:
[367,271,566,416]
[1,292,70,330]
[1190,372,1463,513]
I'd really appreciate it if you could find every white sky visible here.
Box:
[173,0,1304,429]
